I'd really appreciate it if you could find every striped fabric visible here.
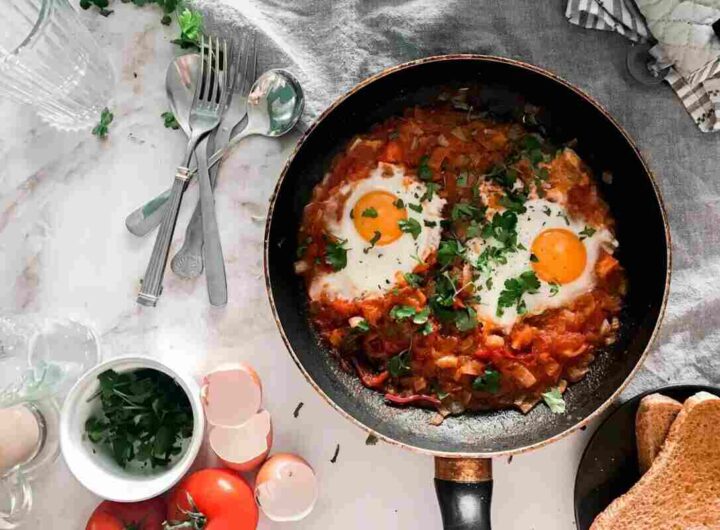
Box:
[566,0,720,132]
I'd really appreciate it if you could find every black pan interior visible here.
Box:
[266,56,669,455]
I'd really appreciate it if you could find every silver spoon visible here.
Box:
[124,68,305,238]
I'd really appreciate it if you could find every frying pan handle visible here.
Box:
[434,457,493,530]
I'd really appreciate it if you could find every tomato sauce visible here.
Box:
[296,105,625,415]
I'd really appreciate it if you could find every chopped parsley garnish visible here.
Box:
[355,319,370,332]
[393,198,405,209]
[454,306,478,332]
[549,282,560,297]
[389,305,417,320]
[408,203,423,213]
[412,307,431,325]
[472,369,501,393]
[466,220,484,238]
[161,111,180,130]
[542,206,552,216]
[92,108,113,138]
[398,218,421,239]
[296,236,312,258]
[364,231,381,253]
[530,253,539,263]
[417,155,433,181]
[420,182,439,202]
[387,351,412,378]
[456,171,469,187]
[557,211,570,225]
[325,238,348,271]
[424,220,437,228]
[579,226,596,240]
[486,164,517,188]
[84,368,193,469]
[497,270,540,316]
[421,321,434,335]
[361,207,378,218]
[403,272,423,288]
[437,239,465,267]
[542,387,566,413]
[451,201,484,221]
[498,191,527,214]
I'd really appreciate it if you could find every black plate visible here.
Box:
[574,384,720,529]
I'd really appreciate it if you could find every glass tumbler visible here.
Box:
[0,315,100,528]
[0,0,115,130]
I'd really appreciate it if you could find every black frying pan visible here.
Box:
[264,55,671,529]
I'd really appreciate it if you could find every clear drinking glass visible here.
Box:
[0,0,115,130]
[0,315,100,528]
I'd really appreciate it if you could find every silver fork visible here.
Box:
[171,31,258,280]
[137,36,231,307]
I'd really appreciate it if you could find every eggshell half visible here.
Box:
[209,410,273,472]
[201,363,262,427]
[255,453,318,522]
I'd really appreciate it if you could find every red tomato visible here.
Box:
[86,498,165,530]
[166,469,258,530]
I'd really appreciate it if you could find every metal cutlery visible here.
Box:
[172,31,258,281]
[137,36,231,307]
[124,69,305,238]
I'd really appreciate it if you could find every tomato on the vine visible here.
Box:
[85,498,165,530]
[165,469,258,530]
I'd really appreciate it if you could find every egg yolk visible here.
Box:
[352,191,407,245]
[531,228,587,284]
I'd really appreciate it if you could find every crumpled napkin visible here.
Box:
[566,0,720,132]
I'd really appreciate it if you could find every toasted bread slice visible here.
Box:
[591,392,720,530]
[636,393,682,473]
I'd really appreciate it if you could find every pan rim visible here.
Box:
[263,53,672,458]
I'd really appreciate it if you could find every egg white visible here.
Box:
[466,198,617,331]
[309,164,446,301]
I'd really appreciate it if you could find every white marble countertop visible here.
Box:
[0,3,694,529]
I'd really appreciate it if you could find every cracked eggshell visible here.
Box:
[201,363,262,428]
[209,410,273,472]
[255,453,318,522]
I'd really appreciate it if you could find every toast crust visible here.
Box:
[636,393,682,473]
[592,392,720,530]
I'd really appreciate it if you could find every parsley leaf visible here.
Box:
[530,253,539,263]
[437,239,465,267]
[579,226,596,240]
[325,238,349,271]
[364,231,381,253]
[417,155,433,181]
[456,170,469,187]
[472,369,501,393]
[172,8,203,49]
[92,107,113,138]
[296,236,312,258]
[408,203,423,213]
[355,319,370,332]
[498,191,527,214]
[497,270,540,316]
[486,165,517,188]
[398,218,421,240]
[387,351,412,378]
[542,387,566,413]
[361,207,378,218]
[403,273,423,288]
[455,306,478,332]
[393,198,405,209]
[549,282,560,297]
[421,182,439,202]
[452,201,483,221]
[389,305,417,320]
[161,111,180,130]
[413,307,430,325]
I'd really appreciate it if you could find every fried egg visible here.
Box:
[466,198,617,330]
[309,163,445,301]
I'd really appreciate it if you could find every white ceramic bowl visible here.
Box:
[60,355,204,502]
